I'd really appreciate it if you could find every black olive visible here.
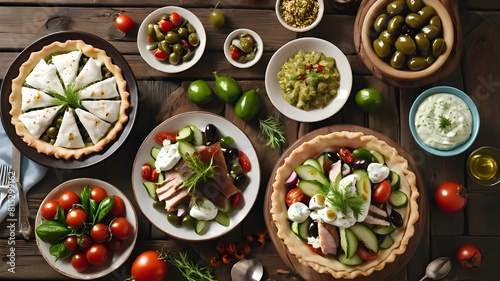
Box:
[233,174,247,187]
[204,123,218,143]
[326,152,340,163]
[352,159,369,169]
[389,209,404,227]
[308,220,318,237]
[225,147,239,161]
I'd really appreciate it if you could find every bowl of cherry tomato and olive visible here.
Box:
[137,6,206,73]
[360,0,454,81]
[223,28,263,68]
[35,178,137,279]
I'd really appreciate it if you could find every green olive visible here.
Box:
[181,215,195,228]
[395,34,416,55]
[153,24,165,41]
[169,52,181,65]
[374,13,389,33]
[387,15,405,35]
[418,6,436,22]
[408,56,427,70]
[165,31,179,44]
[406,0,424,12]
[432,38,445,56]
[182,49,194,61]
[421,24,440,40]
[105,72,112,79]
[41,134,50,143]
[55,115,63,128]
[160,14,169,21]
[373,38,392,58]
[425,54,436,65]
[414,32,430,52]
[379,30,397,45]
[391,50,406,69]
[429,15,442,30]
[405,13,423,29]
[167,212,180,225]
[147,23,158,41]
[177,27,189,38]
[186,23,196,34]
[188,33,199,47]
[239,36,254,53]
[158,40,171,55]
[173,43,183,55]
[152,200,165,210]
[49,138,55,145]
[387,0,406,16]
[46,126,58,138]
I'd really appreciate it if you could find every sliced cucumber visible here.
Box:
[372,225,396,235]
[370,150,385,164]
[297,180,323,197]
[217,198,232,213]
[194,220,209,235]
[338,252,364,266]
[298,218,311,240]
[147,160,156,169]
[143,181,158,199]
[340,228,358,259]
[177,126,194,142]
[291,221,300,238]
[156,170,164,183]
[379,234,394,249]
[190,125,205,146]
[389,190,408,208]
[150,147,161,160]
[303,158,323,173]
[177,140,197,160]
[294,165,329,186]
[349,223,378,253]
[352,170,371,202]
[389,170,400,190]
[214,211,230,227]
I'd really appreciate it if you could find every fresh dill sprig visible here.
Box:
[46,81,83,109]
[166,251,216,281]
[181,154,218,194]
[439,114,452,129]
[259,116,286,149]
[326,181,364,219]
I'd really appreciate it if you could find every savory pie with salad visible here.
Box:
[270,131,419,278]
[9,40,130,159]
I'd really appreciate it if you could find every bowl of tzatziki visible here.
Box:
[409,86,480,157]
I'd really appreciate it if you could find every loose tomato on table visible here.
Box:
[373,180,392,204]
[66,209,87,228]
[129,251,168,281]
[110,217,133,240]
[41,200,59,220]
[435,181,467,213]
[115,14,134,32]
[239,150,251,172]
[154,132,176,145]
[286,188,304,206]
[457,244,482,271]
[90,187,108,203]
[59,191,80,211]
[357,244,378,260]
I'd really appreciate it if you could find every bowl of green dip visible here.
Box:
[265,37,352,122]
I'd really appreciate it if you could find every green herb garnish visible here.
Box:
[47,81,83,109]
[326,181,364,219]
[306,69,318,87]
[439,114,452,129]
[259,116,286,149]
[181,154,218,194]
[166,251,216,281]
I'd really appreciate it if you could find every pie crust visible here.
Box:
[9,40,130,159]
[270,131,420,279]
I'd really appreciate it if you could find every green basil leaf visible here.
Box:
[80,185,90,216]
[94,196,114,224]
[35,221,71,244]
[53,205,67,226]
[90,199,98,223]
[49,242,71,262]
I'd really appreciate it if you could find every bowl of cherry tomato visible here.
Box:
[137,6,206,73]
[224,28,263,68]
[35,178,138,279]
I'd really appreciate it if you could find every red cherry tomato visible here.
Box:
[150,168,159,182]
[169,12,182,26]
[154,132,177,145]
[115,14,134,32]
[130,251,169,281]
[109,195,125,217]
[230,46,241,60]
[90,223,111,243]
[435,181,467,213]
[110,217,133,240]
[86,244,108,265]
[457,244,482,271]
[142,163,152,180]
[41,200,59,220]
[180,38,191,49]
[373,180,391,204]
[78,234,93,249]
[338,147,355,163]
[356,244,378,260]
[90,187,108,203]
[317,65,325,72]
[286,188,304,206]
[239,151,251,172]
[71,251,90,272]
[65,236,79,252]
[230,192,243,207]
[147,35,154,43]
[153,48,168,60]
[59,191,80,211]
[106,236,124,251]
[66,209,87,228]
[159,19,174,33]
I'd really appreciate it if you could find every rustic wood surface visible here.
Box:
[0,1,499,280]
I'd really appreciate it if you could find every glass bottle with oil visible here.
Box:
[467,146,500,186]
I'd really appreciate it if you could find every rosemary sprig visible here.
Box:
[259,116,286,149]
[439,114,452,129]
[326,181,364,219]
[166,251,217,281]
[181,154,218,194]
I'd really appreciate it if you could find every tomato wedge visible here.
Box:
[153,48,168,61]
[357,244,378,260]
[239,151,251,172]
[154,132,176,145]
[338,147,355,163]
[141,163,152,180]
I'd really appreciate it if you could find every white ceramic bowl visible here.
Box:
[137,6,206,73]
[35,178,138,279]
[265,37,352,122]
[276,0,324,32]
[224,28,263,68]
[132,112,261,241]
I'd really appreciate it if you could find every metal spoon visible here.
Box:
[419,257,452,281]
[231,258,264,281]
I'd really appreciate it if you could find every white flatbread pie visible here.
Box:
[54,107,85,148]
[25,59,65,95]
[80,77,120,100]
[75,108,111,145]
[21,87,58,112]
[51,50,82,86]
[18,105,63,139]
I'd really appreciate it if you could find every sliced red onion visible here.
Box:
[177,205,189,218]
[284,171,299,187]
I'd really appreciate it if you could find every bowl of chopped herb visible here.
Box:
[276,0,324,32]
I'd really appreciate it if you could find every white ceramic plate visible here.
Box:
[223,28,263,68]
[132,112,261,241]
[265,37,352,122]
[35,178,138,280]
[137,6,206,73]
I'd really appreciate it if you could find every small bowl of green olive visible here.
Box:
[361,0,454,81]
[137,6,206,73]
[224,28,263,68]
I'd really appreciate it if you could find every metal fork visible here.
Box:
[0,164,12,206]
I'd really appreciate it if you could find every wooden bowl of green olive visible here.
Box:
[360,0,454,81]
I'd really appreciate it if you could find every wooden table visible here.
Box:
[0,1,499,280]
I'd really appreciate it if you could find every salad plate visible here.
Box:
[132,112,260,241]
[35,178,138,280]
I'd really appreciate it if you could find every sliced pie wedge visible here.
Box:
[21,87,58,112]
[75,57,102,89]
[75,108,111,145]
[18,105,63,139]
[51,50,82,86]
[81,100,121,123]
[25,59,64,95]
[54,107,85,148]
[80,77,120,100]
